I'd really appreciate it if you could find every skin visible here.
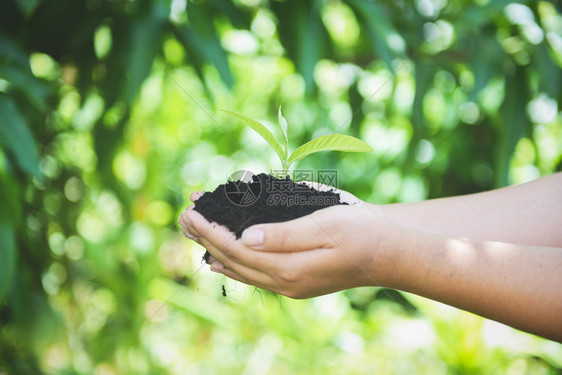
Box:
[178,173,562,342]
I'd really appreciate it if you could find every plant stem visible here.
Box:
[280,159,290,178]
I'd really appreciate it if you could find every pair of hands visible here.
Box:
[181,173,562,341]
[178,185,392,298]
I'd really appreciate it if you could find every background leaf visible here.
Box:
[0,180,16,303]
[345,0,403,69]
[0,34,51,112]
[0,94,41,177]
[175,1,234,88]
[271,0,330,95]
[495,66,530,187]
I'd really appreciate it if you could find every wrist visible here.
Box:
[361,203,402,289]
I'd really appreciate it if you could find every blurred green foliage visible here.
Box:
[1,0,562,373]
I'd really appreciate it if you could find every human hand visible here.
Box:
[178,186,392,298]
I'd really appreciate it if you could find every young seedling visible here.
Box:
[223,107,373,175]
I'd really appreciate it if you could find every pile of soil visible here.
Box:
[193,173,347,240]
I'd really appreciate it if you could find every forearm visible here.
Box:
[376,222,562,342]
[377,173,562,247]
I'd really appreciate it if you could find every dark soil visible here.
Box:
[193,173,347,245]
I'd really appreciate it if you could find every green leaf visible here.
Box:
[345,0,403,68]
[411,60,436,147]
[222,110,286,164]
[0,94,41,177]
[533,43,561,99]
[123,1,168,103]
[495,66,530,187]
[271,0,330,95]
[0,33,30,67]
[278,106,288,155]
[206,0,252,29]
[463,0,515,24]
[174,1,234,88]
[15,0,40,16]
[0,34,51,112]
[288,134,373,165]
[0,192,16,303]
[0,63,50,112]
[468,34,502,98]
[0,218,16,303]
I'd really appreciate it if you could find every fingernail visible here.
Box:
[210,264,223,273]
[242,227,264,247]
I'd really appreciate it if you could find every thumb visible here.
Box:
[241,211,331,252]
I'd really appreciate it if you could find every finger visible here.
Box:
[178,209,189,227]
[178,209,203,237]
[186,209,236,245]
[177,217,188,234]
[241,210,332,252]
[208,260,225,272]
[197,230,272,282]
[201,237,273,286]
[177,216,200,243]
[216,263,275,293]
[219,267,248,284]
[178,214,192,233]
[190,191,205,202]
[180,221,201,241]
[179,205,202,238]
[185,231,198,242]
[177,208,191,229]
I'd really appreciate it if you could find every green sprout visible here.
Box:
[223,107,373,175]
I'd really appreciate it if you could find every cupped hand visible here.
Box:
[177,187,392,298]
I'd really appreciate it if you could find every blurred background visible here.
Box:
[1,0,562,373]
